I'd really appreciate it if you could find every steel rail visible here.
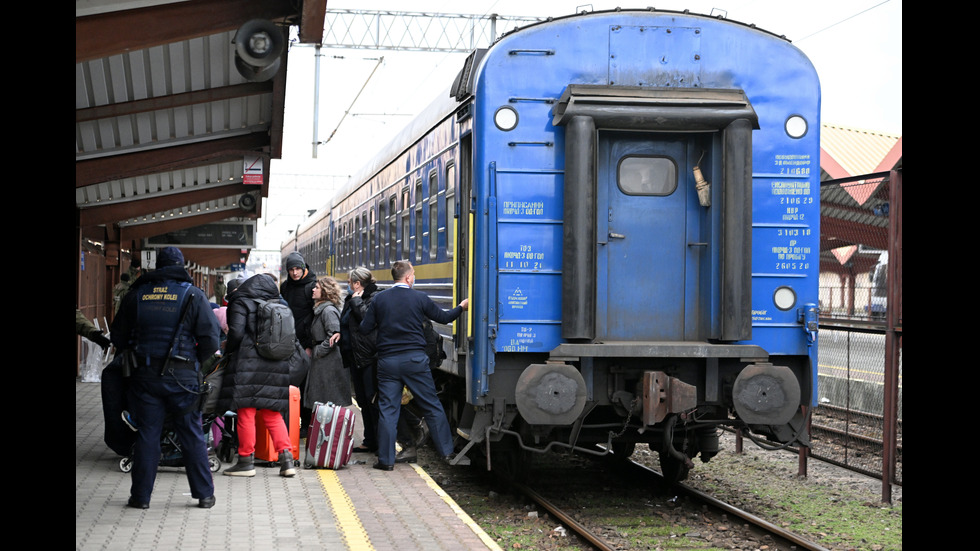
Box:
[511,481,618,551]
[512,456,830,551]
[631,460,833,551]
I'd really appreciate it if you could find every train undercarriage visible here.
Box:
[446,347,811,482]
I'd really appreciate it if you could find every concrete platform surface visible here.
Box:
[76,380,501,551]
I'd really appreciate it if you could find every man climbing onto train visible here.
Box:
[359,260,470,471]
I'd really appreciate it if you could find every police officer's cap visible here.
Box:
[157,247,185,268]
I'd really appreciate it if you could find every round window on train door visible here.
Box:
[494,106,518,131]
[618,156,677,196]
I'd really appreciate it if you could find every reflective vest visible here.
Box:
[134,280,196,363]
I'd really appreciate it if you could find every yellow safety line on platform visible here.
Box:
[318,469,374,551]
[411,464,505,551]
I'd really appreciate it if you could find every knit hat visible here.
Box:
[156,246,185,268]
[285,251,306,270]
[226,277,243,297]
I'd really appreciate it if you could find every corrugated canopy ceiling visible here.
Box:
[75,0,327,269]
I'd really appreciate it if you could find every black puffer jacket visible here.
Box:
[280,267,317,350]
[340,282,380,370]
[219,274,293,413]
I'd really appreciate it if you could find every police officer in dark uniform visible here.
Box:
[110,247,221,509]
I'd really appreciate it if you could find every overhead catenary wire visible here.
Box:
[794,0,892,42]
[313,56,385,153]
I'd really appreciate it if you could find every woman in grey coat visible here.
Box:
[305,276,352,410]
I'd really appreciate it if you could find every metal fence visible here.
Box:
[810,170,902,502]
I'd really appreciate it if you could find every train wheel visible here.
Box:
[486,441,531,484]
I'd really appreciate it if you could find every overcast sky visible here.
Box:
[261,0,902,251]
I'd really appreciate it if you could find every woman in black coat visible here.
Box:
[339,267,380,453]
[219,273,298,478]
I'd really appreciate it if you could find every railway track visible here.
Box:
[812,405,902,449]
[421,427,901,550]
[803,405,903,485]
[509,454,830,551]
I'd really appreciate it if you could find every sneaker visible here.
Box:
[279,450,296,477]
[223,454,255,477]
[121,411,138,432]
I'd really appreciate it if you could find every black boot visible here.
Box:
[279,450,296,477]
[224,454,255,477]
[395,446,417,464]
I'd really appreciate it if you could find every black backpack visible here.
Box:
[251,298,297,360]
[423,319,446,369]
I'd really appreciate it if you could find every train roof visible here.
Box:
[298,7,797,238]
[330,86,462,211]
[499,7,793,43]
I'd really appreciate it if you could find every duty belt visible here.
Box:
[140,355,197,371]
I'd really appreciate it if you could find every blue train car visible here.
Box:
[288,8,820,481]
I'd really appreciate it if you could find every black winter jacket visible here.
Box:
[280,268,317,349]
[219,274,294,413]
[340,282,380,369]
[110,265,220,367]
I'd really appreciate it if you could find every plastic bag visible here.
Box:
[79,339,112,382]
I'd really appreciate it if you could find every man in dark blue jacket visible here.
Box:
[111,246,221,509]
[359,260,469,470]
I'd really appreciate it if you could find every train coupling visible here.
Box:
[641,371,698,425]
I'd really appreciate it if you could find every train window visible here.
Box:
[415,180,423,262]
[618,156,677,196]
[388,196,397,266]
[401,188,410,260]
[446,162,455,259]
[429,169,438,261]
[345,221,351,269]
[378,202,387,267]
[369,207,376,267]
[347,220,353,269]
[335,226,341,269]
[355,216,362,266]
[360,213,368,267]
[339,220,345,269]
[338,225,345,270]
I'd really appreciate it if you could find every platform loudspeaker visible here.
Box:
[239,193,257,212]
[233,19,284,82]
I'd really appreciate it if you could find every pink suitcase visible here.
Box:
[306,401,355,469]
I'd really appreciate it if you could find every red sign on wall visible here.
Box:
[244,155,263,185]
